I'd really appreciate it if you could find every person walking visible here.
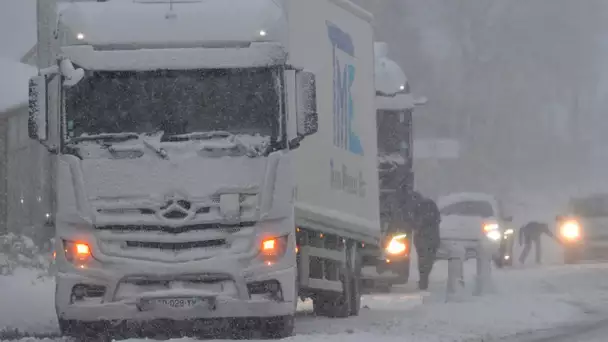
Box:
[518,221,557,264]
[412,195,441,290]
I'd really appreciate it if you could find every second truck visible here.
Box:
[361,42,424,292]
[30,0,380,339]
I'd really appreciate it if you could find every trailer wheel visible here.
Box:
[313,242,355,318]
[259,315,295,339]
[349,242,362,316]
[564,249,581,264]
[313,275,351,318]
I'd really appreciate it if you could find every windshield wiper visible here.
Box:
[69,133,140,144]
[142,138,169,160]
[161,131,233,142]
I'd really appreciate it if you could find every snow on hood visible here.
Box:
[0,58,37,113]
[70,132,272,160]
[67,132,273,201]
[81,156,266,201]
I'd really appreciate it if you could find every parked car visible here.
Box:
[436,193,515,268]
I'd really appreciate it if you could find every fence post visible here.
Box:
[445,240,466,302]
[473,239,493,296]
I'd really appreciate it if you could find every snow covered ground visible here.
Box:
[3,243,608,342]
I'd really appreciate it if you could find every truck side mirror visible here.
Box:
[295,71,318,137]
[28,76,49,141]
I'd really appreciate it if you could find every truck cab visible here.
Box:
[361,42,423,292]
[28,0,318,338]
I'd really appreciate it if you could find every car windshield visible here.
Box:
[64,67,280,141]
[440,200,495,218]
[571,195,608,217]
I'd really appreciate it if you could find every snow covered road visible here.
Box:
[4,255,608,342]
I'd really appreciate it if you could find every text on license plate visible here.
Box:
[155,298,199,309]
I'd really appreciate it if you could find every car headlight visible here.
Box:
[483,222,501,241]
[559,220,581,240]
[486,230,502,241]
[483,223,499,232]
[385,234,408,255]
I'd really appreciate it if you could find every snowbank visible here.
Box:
[0,269,57,335]
[0,58,37,113]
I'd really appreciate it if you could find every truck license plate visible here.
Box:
[154,298,199,309]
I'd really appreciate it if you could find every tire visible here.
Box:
[493,256,504,269]
[259,315,295,339]
[313,241,356,318]
[564,250,580,264]
[375,284,392,293]
[59,319,111,342]
[349,242,362,316]
[313,275,351,318]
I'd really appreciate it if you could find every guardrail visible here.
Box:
[437,237,493,302]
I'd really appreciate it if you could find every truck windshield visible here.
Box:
[377,109,411,156]
[64,67,280,141]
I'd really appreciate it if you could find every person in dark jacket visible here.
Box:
[518,221,557,264]
[412,195,441,290]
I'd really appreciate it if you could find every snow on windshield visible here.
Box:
[64,67,280,140]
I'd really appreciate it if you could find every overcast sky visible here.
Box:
[0,0,36,61]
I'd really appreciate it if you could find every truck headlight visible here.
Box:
[559,220,581,240]
[386,234,408,256]
[259,235,288,264]
[62,240,92,268]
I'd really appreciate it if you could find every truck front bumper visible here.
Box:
[56,265,296,322]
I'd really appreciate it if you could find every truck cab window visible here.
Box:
[64,68,281,142]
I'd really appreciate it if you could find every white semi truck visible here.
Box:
[29,0,380,339]
[361,42,426,292]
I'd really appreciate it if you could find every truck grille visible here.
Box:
[96,221,256,234]
[125,239,226,251]
[95,222,256,262]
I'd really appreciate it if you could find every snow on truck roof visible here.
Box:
[374,42,417,111]
[0,58,37,114]
[58,0,285,48]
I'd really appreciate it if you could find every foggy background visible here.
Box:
[3,0,608,222]
[351,0,608,221]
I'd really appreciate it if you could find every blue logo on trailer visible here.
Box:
[327,21,363,156]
